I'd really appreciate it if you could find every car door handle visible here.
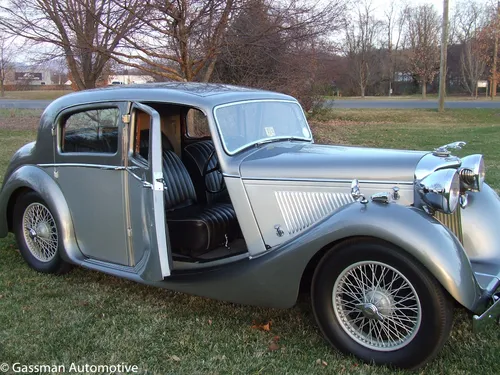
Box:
[157,178,168,189]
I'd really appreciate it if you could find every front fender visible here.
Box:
[461,183,500,266]
[0,165,82,263]
[312,202,483,312]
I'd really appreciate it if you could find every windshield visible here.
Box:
[214,100,312,154]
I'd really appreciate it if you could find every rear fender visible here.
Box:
[0,165,82,263]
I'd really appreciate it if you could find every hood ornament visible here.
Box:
[433,141,467,157]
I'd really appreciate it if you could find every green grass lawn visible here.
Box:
[0,90,71,101]
[1,109,500,374]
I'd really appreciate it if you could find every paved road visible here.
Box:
[324,99,500,109]
[0,99,52,109]
[1,98,500,110]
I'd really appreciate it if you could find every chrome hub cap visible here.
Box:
[333,261,421,351]
[22,203,58,262]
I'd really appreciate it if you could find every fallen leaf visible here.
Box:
[272,335,280,342]
[0,295,3,299]
[208,319,212,325]
[171,355,181,362]
[315,359,327,367]
[268,342,280,351]
[251,320,272,331]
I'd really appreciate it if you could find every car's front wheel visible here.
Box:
[13,191,71,274]
[311,239,453,369]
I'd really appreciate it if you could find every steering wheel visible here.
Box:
[202,149,226,194]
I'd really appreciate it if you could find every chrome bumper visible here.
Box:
[473,295,500,333]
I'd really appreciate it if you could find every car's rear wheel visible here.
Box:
[13,191,71,274]
[311,238,453,369]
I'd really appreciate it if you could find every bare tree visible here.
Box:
[0,33,14,97]
[213,0,346,108]
[453,1,489,96]
[0,0,144,90]
[112,0,345,85]
[110,0,236,82]
[406,5,441,98]
[344,1,382,97]
[383,1,408,96]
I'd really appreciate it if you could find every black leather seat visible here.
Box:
[162,150,240,256]
[183,140,229,204]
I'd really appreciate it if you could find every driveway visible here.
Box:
[1,98,500,110]
[0,100,52,109]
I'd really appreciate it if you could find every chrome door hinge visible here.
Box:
[122,114,131,124]
[51,127,56,136]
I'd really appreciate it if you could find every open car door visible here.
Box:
[125,102,171,281]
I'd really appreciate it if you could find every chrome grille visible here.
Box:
[435,209,463,243]
[275,191,354,235]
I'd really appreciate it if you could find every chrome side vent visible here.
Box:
[435,209,463,243]
[275,191,354,235]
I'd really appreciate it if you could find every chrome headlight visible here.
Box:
[459,154,485,192]
[417,169,460,214]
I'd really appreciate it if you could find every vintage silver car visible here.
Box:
[0,83,498,369]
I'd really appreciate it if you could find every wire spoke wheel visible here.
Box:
[332,260,421,351]
[22,202,58,263]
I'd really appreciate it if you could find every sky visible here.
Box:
[370,0,448,17]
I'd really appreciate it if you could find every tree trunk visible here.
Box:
[360,85,365,98]
[422,79,427,99]
[0,78,4,97]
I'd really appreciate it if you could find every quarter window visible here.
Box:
[186,108,210,138]
[62,108,120,153]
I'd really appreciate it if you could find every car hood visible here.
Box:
[239,142,429,182]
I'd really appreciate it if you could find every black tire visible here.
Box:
[311,238,453,369]
[13,191,72,274]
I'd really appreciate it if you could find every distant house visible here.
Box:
[13,70,54,85]
[107,75,154,85]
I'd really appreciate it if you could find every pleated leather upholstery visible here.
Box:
[162,149,240,255]
[162,150,197,210]
[167,203,240,256]
[183,140,228,204]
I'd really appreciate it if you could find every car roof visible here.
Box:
[38,82,299,136]
[45,82,296,114]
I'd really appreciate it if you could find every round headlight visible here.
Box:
[459,154,485,192]
[418,169,460,214]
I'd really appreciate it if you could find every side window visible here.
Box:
[133,109,152,161]
[62,108,120,153]
[186,108,210,138]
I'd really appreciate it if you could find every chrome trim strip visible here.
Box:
[239,176,413,185]
[37,163,139,171]
[213,99,312,156]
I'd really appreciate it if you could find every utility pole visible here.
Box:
[491,1,500,99]
[438,0,449,112]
